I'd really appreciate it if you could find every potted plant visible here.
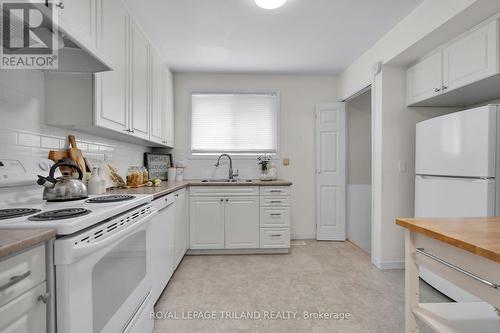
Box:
[258,155,272,180]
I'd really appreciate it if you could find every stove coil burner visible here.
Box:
[86,195,136,203]
[28,208,91,221]
[0,208,42,220]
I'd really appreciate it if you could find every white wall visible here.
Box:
[0,70,148,177]
[173,73,338,239]
[347,91,371,184]
[371,66,457,269]
[338,0,500,269]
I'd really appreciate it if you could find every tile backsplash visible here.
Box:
[0,70,150,177]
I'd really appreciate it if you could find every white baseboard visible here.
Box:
[291,233,315,240]
[372,258,404,270]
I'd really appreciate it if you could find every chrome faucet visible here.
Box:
[214,154,234,180]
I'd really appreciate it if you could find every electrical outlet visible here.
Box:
[398,160,407,174]
[283,158,290,166]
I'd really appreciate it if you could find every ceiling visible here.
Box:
[124,0,423,75]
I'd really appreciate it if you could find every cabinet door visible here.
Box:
[174,190,187,268]
[443,19,499,92]
[225,196,259,249]
[129,20,150,140]
[407,51,443,105]
[162,67,175,147]
[149,49,164,144]
[0,283,47,333]
[94,0,128,133]
[189,197,225,250]
[57,0,96,48]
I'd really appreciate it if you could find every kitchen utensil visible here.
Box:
[37,159,88,201]
[68,135,87,173]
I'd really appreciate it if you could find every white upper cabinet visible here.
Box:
[407,18,500,107]
[163,67,175,147]
[407,52,443,105]
[56,0,97,48]
[443,20,499,92]
[130,21,150,140]
[94,0,128,133]
[45,0,175,147]
[149,48,164,145]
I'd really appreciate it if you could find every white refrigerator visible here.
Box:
[415,104,499,302]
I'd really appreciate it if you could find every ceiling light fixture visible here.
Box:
[254,0,287,10]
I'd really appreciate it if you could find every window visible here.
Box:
[191,92,279,155]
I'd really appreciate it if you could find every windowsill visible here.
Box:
[188,153,281,161]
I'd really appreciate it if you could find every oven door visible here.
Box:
[54,205,157,333]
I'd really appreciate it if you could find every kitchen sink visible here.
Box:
[201,179,254,183]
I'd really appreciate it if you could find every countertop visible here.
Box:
[0,229,56,259]
[396,217,500,263]
[108,179,292,199]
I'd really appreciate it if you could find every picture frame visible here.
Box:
[144,153,173,181]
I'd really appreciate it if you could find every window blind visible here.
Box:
[191,93,278,154]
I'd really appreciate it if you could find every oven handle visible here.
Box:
[71,210,158,260]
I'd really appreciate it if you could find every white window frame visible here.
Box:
[188,90,281,160]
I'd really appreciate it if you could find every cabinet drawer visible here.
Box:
[260,186,291,196]
[0,282,47,333]
[0,245,46,308]
[260,196,290,207]
[260,207,290,227]
[260,228,290,249]
[189,186,259,197]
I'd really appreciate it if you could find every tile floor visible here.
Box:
[154,240,449,332]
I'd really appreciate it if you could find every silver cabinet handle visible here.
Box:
[270,213,282,217]
[0,271,31,292]
[37,293,50,304]
[225,198,229,202]
[270,234,281,237]
[442,86,448,90]
[434,88,441,92]
[416,248,499,289]
[270,190,282,193]
[56,1,64,9]
[219,198,224,203]
[270,201,282,204]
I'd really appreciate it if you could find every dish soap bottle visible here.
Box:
[88,167,102,195]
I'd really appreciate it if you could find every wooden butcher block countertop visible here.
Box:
[396,217,500,264]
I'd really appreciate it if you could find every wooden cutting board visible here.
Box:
[68,135,87,173]
[48,149,68,163]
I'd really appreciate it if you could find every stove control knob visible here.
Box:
[38,161,49,171]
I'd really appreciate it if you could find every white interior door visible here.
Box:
[315,103,346,240]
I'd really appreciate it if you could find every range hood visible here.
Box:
[3,2,113,73]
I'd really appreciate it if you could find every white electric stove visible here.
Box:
[0,155,156,333]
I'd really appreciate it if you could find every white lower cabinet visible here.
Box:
[189,197,225,250]
[225,197,259,249]
[0,282,47,333]
[189,186,291,251]
[260,229,290,249]
[174,189,188,268]
[0,245,49,333]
